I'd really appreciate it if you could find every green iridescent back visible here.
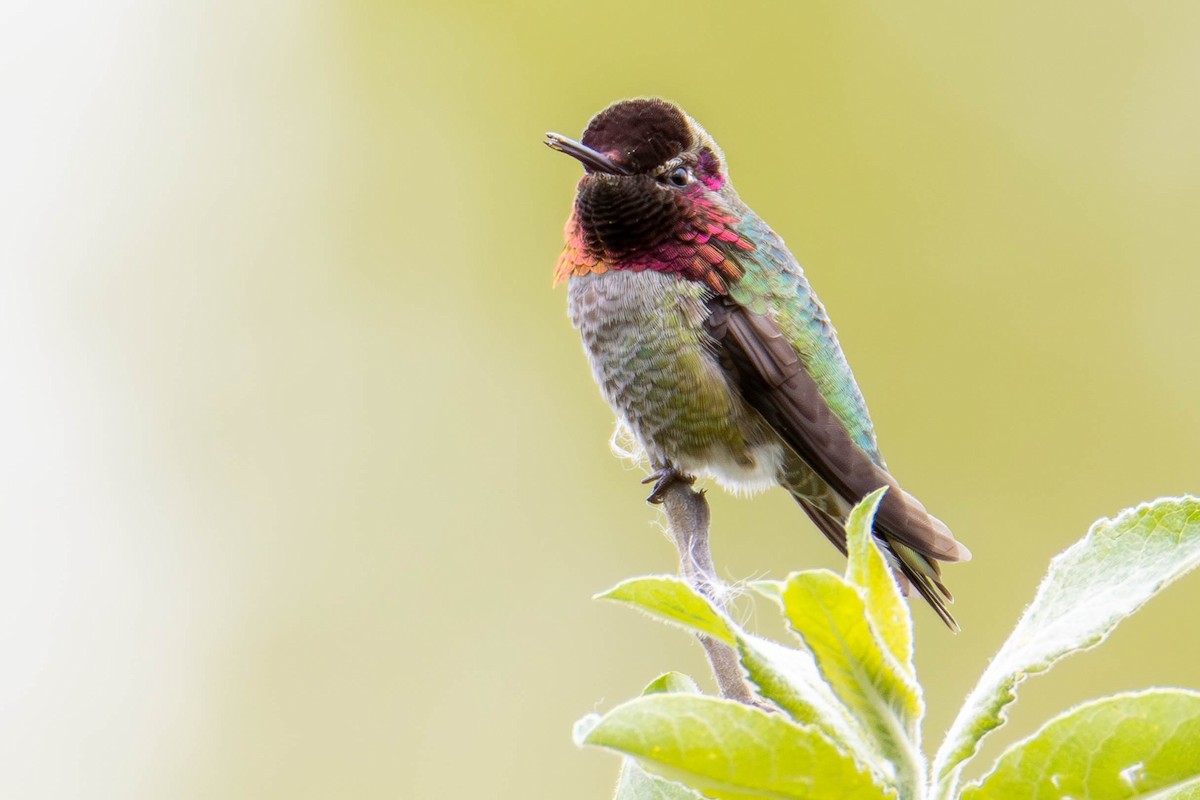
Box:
[724,206,885,467]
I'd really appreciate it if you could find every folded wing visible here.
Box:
[705,296,970,627]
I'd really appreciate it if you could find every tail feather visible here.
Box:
[888,540,958,631]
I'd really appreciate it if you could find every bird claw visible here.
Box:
[642,465,695,504]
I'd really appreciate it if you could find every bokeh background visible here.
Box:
[4,1,1200,797]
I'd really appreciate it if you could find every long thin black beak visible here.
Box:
[544,132,631,176]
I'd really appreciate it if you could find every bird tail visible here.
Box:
[886,539,958,631]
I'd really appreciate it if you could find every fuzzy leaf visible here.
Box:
[738,632,895,789]
[747,580,784,603]
[781,570,923,783]
[611,675,709,800]
[737,633,862,739]
[601,572,882,776]
[598,576,735,645]
[580,694,889,800]
[844,488,914,675]
[615,759,706,800]
[932,496,1200,800]
[962,689,1200,800]
[642,672,702,696]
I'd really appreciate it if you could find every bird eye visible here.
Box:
[666,166,690,187]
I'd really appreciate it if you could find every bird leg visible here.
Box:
[642,463,696,505]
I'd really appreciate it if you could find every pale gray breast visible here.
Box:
[566,270,783,490]
[566,270,708,424]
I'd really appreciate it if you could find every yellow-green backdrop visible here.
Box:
[4,2,1200,797]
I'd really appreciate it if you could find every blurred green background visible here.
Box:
[4,1,1200,797]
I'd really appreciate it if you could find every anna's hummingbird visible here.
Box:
[546,98,970,628]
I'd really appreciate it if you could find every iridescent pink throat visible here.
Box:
[554,188,755,294]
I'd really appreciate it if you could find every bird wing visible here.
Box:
[704,296,969,566]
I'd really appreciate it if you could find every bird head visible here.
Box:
[547,99,751,288]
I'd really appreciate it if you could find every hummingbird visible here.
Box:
[546,98,970,628]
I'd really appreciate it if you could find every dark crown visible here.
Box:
[581,99,693,174]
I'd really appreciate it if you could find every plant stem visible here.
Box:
[660,480,754,703]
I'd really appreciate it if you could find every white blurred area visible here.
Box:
[3,4,315,795]
[0,4,422,796]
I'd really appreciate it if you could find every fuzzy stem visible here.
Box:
[660,481,754,703]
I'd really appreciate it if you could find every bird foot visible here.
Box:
[642,465,695,505]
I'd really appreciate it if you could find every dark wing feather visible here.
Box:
[704,296,970,566]
[794,496,848,556]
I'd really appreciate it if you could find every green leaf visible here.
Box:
[610,674,709,800]
[962,689,1200,800]
[598,576,735,645]
[932,496,1200,800]
[843,488,914,675]
[615,759,706,800]
[603,574,879,763]
[735,634,899,788]
[642,672,702,696]
[581,693,889,800]
[781,570,923,785]
[737,633,863,741]
[597,573,896,785]
[746,580,784,603]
